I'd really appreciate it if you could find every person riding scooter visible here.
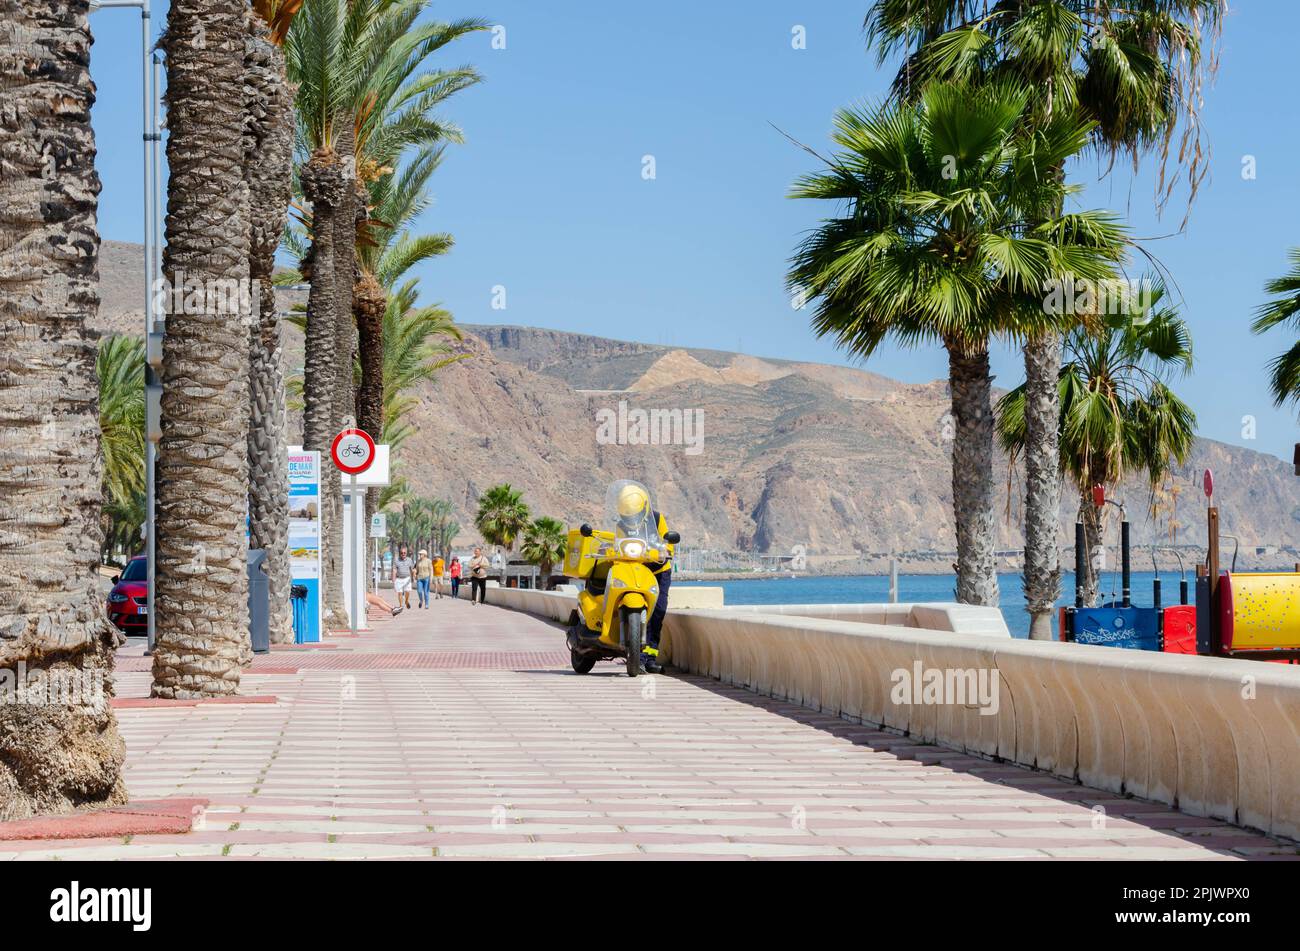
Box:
[613,483,674,673]
[566,480,679,677]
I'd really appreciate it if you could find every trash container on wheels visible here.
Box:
[247,549,270,654]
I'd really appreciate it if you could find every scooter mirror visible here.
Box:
[663,531,681,545]
[579,524,593,537]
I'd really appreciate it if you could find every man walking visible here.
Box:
[392,545,415,611]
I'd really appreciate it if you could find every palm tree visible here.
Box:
[788,82,1127,606]
[521,517,567,588]
[287,0,479,623]
[0,0,126,818]
[998,276,1195,606]
[867,0,1224,637]
[248,0,304,644]
[350,15,484,446]
[97,336,146,562]
[153,0,253,698]
[475,484,531,553]
[1253,249,1300,406]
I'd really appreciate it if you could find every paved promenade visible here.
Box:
[3,597,1297,860]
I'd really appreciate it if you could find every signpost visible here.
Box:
[330,429,376,638]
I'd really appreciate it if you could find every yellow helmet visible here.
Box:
[616,483,649,518]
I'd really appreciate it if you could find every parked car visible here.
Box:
[106,555,147,634]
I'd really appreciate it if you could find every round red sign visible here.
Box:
[1203,468,1214,500]
[330,428,376,475]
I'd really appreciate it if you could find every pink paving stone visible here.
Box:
[0,797,208,841]
[81,597,1300,861]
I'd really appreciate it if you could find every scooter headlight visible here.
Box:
[618,538,646,559]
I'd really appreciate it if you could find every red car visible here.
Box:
[106,555,148,634]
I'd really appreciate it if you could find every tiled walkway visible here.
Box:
[4,598,1297,860]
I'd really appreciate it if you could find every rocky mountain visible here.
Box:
[93,243,1300,571]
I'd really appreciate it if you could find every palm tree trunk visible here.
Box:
[1021,331,1062,638]
[300,145,346,626]
[152,0,253,698]
[355,271,385,529]
[245,13,295,645]
[1078,485,1104,608]
[947,343,1000,606]
[0,0,127,819]
[318,122,360,627]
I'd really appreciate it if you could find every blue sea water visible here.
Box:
[677,570,1188,639]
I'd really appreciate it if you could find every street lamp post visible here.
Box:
[89,0,164,652]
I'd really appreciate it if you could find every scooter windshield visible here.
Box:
[605,479,663,546]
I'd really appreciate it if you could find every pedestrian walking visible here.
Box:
[415,549,433,608]
[432,553,445,599]
[469,547,490,605]
[391,545,414,612]
[449,556,462,600]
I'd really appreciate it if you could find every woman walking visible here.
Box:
[469,547,490,605]
[448,556,462,600]
[415,549,433,609]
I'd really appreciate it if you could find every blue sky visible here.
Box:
[89,1,1300,461]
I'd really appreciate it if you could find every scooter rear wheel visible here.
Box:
[622,608,643,678]
[570,648,596,674]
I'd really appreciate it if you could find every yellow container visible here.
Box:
[1223,572,1300,650]
[563,529,608,578]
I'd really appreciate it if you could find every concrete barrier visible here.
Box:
[714,602,1009,637]
[662,608,1300,840]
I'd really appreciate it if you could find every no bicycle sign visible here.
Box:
[330,428,376,476]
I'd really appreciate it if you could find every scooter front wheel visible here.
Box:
[622,608,643,678]
[570,649,596,674]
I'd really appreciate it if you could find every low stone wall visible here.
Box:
[663,609,1300,840]
[713,602,1009,637]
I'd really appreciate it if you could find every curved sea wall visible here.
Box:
[664,609,1300,840]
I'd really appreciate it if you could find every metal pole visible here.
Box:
[350,475,359,637]
[1120,519,1131,608]
[889,557,898,604]
[1074,521,1085,608]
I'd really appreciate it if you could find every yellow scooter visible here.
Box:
[564,480,678,677]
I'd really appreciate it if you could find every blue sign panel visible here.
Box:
[1073,607,1161,651]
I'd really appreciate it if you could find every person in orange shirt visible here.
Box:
[432,554,446,600]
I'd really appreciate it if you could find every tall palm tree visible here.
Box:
[475,484,532,553]
[867,0,1224,636]
[998,276,1195,605]
[351,18,484,445]
[521,517,567,588]
[788,82,1126,606]
[247,0,304,644]
[288,0,478,623]
[153,0,253,698]
[0,0,126,818]
[1253,249,1300,407]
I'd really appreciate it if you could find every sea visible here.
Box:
[676,570,1187,640]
